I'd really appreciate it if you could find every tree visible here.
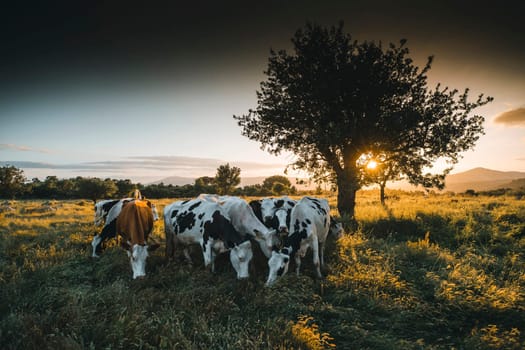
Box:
[114,179,135,198]
[0,165,26,199]
[234,22,492,219]
[194,176,217,194]
[77,177,117,203]
[214,163,241,195]
[359,152,404,205]
[262,175,292,195]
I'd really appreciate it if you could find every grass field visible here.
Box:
[1,191,524,349]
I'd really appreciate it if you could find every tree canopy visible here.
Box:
[76,177,118,203]
[0,165,26,199]
[214,163,241,195]
[234,22,493,219]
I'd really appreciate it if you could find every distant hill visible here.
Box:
[149,176,195,186]
[444,168,525,192]
[149,167,525,193]
[149,175,316,190]
[501,178,525,190]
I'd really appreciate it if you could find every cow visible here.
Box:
[94,199,123,226]
[91,198,159,258]
[164,198,253,279]
[260,196,297,234]
[199,194,278,258]
[266,196,332,286]
[94,190,147,226]
[116,199,159,279]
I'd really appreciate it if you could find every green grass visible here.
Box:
[1,194,524,349]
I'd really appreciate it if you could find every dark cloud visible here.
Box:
[2,0,524,91]
[494,108,525,127]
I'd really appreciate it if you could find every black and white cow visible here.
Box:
[92,198,159,257]
[199,194,278,258]
[164,198,253,279]
[260,196,297,234]
[266,196,331,286]
[94,199,126,226]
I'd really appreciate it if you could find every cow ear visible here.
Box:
[148,243,160,251]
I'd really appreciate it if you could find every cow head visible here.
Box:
[265,249,290,286]
[274,207,289,234]
[121,241,159,279]
[151,203,160,221]
[229,240,253,279]
[127,244,148,279]
[329,216,343,239]
[260,198,276,225]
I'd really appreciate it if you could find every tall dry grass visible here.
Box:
[1,193,524,349]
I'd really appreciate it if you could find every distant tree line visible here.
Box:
[0,165,300,201]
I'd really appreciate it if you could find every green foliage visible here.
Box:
[214,163,241,195]
[262,175,292,195]
[76,177,118,203]
[234,22,493,218]
[0,165,26,199]
[194,176,217,194]
[1,194,525,349]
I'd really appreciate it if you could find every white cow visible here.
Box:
[199,194,278,258]
[164,198,253,279]
[266,196,331,286]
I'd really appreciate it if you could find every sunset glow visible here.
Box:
[1,1,524,182]
[366,160,378,170]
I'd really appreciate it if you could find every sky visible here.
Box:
[1,0,525,183]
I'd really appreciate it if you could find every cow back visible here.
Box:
[117,200,154,246]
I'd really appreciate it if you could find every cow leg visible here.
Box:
[210,249,216,273]
[92,219,117,258]
[318,240,326,268]
[201,239,214,271]
[311,237,322,279]
[91,235,102,258]
[183,248,193,265]
[295,254,302,276]
[165,228,174,259]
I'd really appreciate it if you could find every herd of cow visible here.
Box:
[91,193,343,286]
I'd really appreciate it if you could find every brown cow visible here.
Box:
[116,199,159,279]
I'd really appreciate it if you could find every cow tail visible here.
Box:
[165,225,175,259]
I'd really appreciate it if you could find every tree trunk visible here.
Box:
[336,167,360,229]
[380,183,386,205]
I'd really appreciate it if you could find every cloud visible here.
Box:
[0,143,52,153]
[126,156,286,172]
[0,155,288,180]
[494,108,525,127]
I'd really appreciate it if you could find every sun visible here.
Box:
[366,160,378,170]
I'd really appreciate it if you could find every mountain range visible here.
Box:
[442,167,525,192]
[149,167,525,193]
[149,175,316,190]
